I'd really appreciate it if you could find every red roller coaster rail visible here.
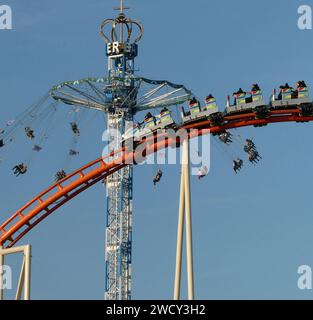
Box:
[1,108,312,248]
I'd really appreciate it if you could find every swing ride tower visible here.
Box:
[100,1,142,300]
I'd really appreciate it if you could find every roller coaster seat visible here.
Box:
[251,90,263,102]
[281,88,293,100]
[234,92,246,105]
[144,116,157,129]
[298,86,309,98]
[190,102,201,114]
[159,109,173,124]
[203,97,218,112]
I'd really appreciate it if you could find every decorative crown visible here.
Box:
[100,0,143,44]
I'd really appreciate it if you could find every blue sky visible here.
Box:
[1,0,313,300]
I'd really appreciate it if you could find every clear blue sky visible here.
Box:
[1,0,313,300]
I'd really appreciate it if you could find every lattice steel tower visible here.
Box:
[100,1,143,300]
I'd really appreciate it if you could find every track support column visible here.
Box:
[174,138,195,300]
[0,245,32,300]
[24,245,32,300]
[174,166,185,300]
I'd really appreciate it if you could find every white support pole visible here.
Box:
[173,138,195,300]
[174,168,185,300]
[15,258,25,301]
[0,245,4,300]
[182,138,194,300]
[24,245,31,300]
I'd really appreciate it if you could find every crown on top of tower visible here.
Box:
[100,0,143,45]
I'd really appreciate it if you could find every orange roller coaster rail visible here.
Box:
[1,108,312,248]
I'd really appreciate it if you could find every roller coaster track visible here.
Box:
[1,107,312,248]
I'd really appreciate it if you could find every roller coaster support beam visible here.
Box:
[0,245,32,300]
[174,163,185,299]
[174,138,194,300]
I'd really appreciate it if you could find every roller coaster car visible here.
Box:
[182,98,219,124]
[225,89,266,114]
[270,86,311,109]
[122,109,175,145]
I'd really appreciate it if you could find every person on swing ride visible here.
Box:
[55,170,67,182]
[70,122,80,135]
[12,163,28,176]
[233,159,243,173]
[153,169,163,185]
[25,127,35,140]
